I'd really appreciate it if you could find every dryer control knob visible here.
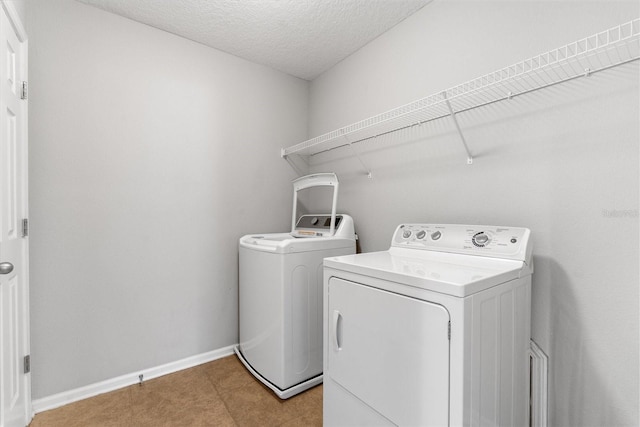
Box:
[416,230,426,239]
[402,230,412,239]
[431,231,442,241]
[472,232,490,247]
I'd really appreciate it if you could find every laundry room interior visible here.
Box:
[3,0,637,426]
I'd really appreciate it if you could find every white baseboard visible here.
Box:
[32,344,237,414]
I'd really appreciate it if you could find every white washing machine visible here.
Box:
[235,173,356,399]
[323,223,533,426]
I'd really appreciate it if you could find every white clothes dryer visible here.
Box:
[235,173,356,399]
[323,224,533,426]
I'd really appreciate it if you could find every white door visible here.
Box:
[326,278,450,426]
[0,2,29,427]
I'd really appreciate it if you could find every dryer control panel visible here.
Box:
[391,224,532,263]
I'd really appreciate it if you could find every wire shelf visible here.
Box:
[281,19,640,162]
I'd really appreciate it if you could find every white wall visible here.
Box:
[308,1,639,426]
[27,0,307,399]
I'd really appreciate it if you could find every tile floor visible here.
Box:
[29,355,322,426]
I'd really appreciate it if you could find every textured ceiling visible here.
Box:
[77,0,431,80]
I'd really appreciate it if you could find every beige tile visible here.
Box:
[29,357,322,426]
[201,355,256,394]
[30,388,133,427]
[280,411,323,427]
[130,367,236,427]
[298,384,323,407]
[283,384,323,426]
[219,377,321,426]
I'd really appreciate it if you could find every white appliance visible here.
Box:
[235,173,356,399]
[323,224,533,426]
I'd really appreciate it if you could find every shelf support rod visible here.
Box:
[341,133,372,178]
[442,91,473,165]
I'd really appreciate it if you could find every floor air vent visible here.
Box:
[529,340,549,427]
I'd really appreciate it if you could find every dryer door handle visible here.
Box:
[332,310,343,351]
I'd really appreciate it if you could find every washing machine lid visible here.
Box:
[291,173,339,236]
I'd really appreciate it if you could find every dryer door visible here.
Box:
[326,277,450,426]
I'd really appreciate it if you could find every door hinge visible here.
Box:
[21,218,28,237]
[448,321,451,340]
[21,81,27,100]
[24,355,30,374]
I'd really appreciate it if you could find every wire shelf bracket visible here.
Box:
[281,148,308,177]
[442,91,473,165]
[281,18,640,175]
[342,132,373,178]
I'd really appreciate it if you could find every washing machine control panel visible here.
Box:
[392,224,531,261]
[296,214,342,230]
[291,214,348,237]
